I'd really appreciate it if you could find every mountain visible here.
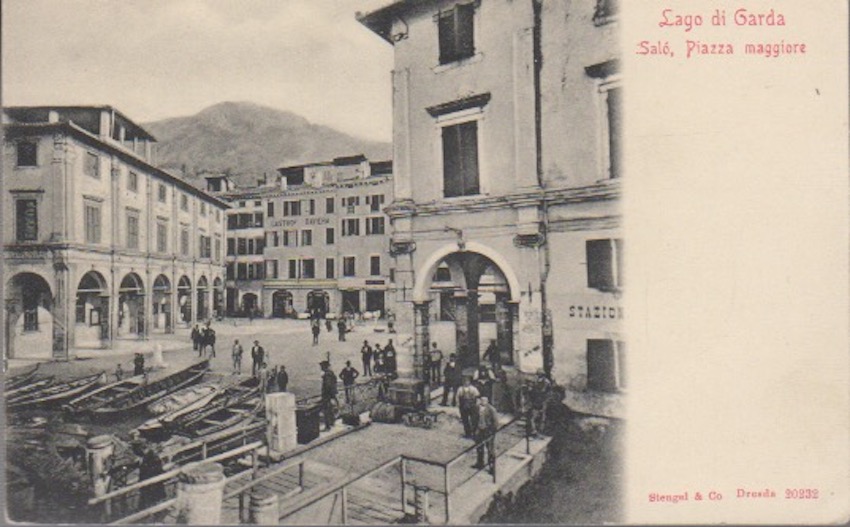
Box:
[143,101,392,186]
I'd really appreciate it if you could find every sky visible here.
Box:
[2,0,394,142]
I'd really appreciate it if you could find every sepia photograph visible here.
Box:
[2,0,625,524]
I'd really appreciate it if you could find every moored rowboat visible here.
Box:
[6,364,40,391]
[6,376,55,399]
[7,372,105,410]
[64,375,147,414]
[137,382,222,440]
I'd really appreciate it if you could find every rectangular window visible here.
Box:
[326,197,335,214]
[343,256,356,277]
[366,217,385,236]
[267,201,275,218]
[266,260,279,279]
[307,199,316,215]
[181,227,190,256]
[199,235,211,258]
[200,202,207,216]
[84,203,101,243]
[16,141,37,167]
[255,236,265,254]
[288,259,298,279]
[442,121,480,198]
[214,237,222,261]
[301,229,312,246]
[237,263,248,280]
[180,193,188,211]
[227,238,235,256]
[158,184,167,203]
[343,196,360,214]
[370,194,385,212]
[84,152,100,179]
[326,258,336,279]
[239,201,246,208]
[215,209,221,223]
[126,211,140,249]
[301,259,315,279]
[157,221,168,253]
[15,199,38,242]
[283,200,301,217]
[128,172,139,192]
[342,218,360,237]
[227,215,238,229]
[254,200,262,207]
[237,238,247,255]
[326,227,335,245]
[438,3,475,65]
[254,212,263,227]
[370,256,381,276]
[226,263,235,280]
[283,230,298,247]
[586,239,623,291]
[606,86,622,179]
[587,339,626,392]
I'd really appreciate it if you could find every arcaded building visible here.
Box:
[358,0,623,397]
[3,106,228,360]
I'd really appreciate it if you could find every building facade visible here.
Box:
[3,106,228,360]
[218,156,394,319]
[359,0,623,394]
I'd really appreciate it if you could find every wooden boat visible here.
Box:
[174,394,264,439]
[7,372,105,410]
[87,360,210,421]
[166,377,260,432]
[64,375,147,415]
[6,364,39,391]
[6,376,55,399]
[137,382,223,440]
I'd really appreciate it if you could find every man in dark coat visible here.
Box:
[337,318,347,342]
[360,340,373,377]
[133,353,146,376]
[383,340,397,378]
[474,396,499,474]
[320,361,338,431]
[441,354,462,406]
[191,324,201,355]
[340,361,360,404]
[138,447,166,508]
[277,365,289,392]
[251,340,265,378]
[311,318,321,345]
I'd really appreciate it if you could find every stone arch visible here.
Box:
[117,272,146,337]
[76,270,110,348]
[152,274,172,333]
[6,272,54,359]
[413,241,521,303]
[177,275,193,326]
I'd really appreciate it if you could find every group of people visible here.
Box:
[190,323,217,358]
[359,339,397,378]
[229,338,289,393]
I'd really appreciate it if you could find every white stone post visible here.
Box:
[175,463,226,525]
[266,392,297,460]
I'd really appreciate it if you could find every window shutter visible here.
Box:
[442,125,462,197]
[616,341,626,388]
[607,87,622,178]
[615,239,624,287]
[456,3,475,59]
[438,10,455,63]
[587,339,618,392]
[459,121,480,195]
[586,239,614,290]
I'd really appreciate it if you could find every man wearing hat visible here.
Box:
[530,369,552,436]
[441,354,462,406]
[473,396,499,474]
[320,360,339,431]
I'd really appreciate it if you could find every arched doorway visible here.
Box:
[118,273,145,338]
[152,275,172,333]
[178,276,192,326]
[213,278,224,319]
[242,293,259,316]
[272,290,293,318]
[196,276,209,321]
[6,272,53,359]
[76,271,109,348]
[307,290,329,318]
[415,246,519,374]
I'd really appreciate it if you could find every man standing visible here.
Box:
[482,339,499,371]
[474,396,499,474]
[204,323,216,358]
[441,354,462,406]
[277,365,289,392]
[429,342,443,385]
[340,360,360,404]
[251,340,265,378]
[530,369,552,436]
[360,340,373,377]
[191,324,201,355]
[383,339,397,377]
[457,377,480,438]
[232,339,244,375]
[337,317,347,342]
[133,353,146,376]
[473,364,496,401]
[320,361,338,431]
[311,318,321,346]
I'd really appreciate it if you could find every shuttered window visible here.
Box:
[442,121,480,198]
[16,199,38,242]
[607,86,622,179]
[438,3,475,64]
[586,239,623,290]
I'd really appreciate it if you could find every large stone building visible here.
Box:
[216,156,394,319]
[358,0,623,396]
[3,106,228,360]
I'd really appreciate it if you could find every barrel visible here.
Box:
[370,402,401,423]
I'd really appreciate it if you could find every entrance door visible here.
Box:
[341,290,360,314]
[365,291,385,316]
[307,290,329,318]
[272,290,293,318]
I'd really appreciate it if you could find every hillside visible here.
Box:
[143,101,392,186]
